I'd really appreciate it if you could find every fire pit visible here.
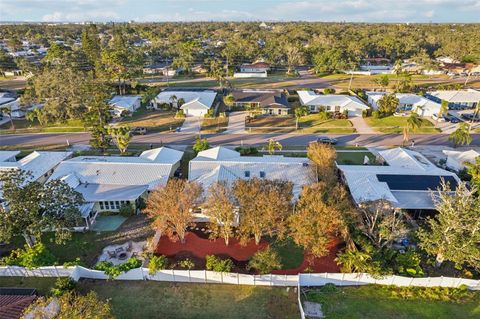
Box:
[118,252,128,260]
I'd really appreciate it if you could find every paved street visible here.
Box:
[1,132,480,147]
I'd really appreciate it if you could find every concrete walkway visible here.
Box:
[178,116,202,134]
[349,116,376,134]
[224,111,246,134]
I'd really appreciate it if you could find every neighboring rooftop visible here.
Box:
[0,288,37,319]
[189,146,313,198]
[0,151,20,163]
[366,92,441,109]
[154,90,217,109]
[230,89,290,109]
[427,89,480,103]
[108,95,141,109]
[338,148,460,210]
[298,91,369,110]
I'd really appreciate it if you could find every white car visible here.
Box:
[431,114,445,122]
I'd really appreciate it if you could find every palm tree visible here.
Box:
[335,250,372,273]
[437,100,448,126]
[169,95,177,110]
[403,113,422,146]
[377,94,399,116]
[0,107,14,130]
[294,105,308,130]
[266,138,282,155]
[223,94,235,111]
[449,122,472,148]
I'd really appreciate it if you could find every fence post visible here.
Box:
[270,274,273,286]
[253,274,256,286]
[221,272,224,284]
[7,266,14,277]
[140,267,145,280]
[439,276,443,287]
[38,268,44,277]
[188,269,191,283]
[237,273,240,285]
[285,274,287,287]
[23,267,28,278]
[204,270,207,283]
[172,269,175,283]
[54,265,60,277]
[409,277,414,286]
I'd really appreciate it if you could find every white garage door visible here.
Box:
[185,108,207,117]
[348,109,363,117]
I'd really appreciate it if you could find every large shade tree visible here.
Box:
[0,170,83,247]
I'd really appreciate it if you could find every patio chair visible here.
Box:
[107,250,117,258]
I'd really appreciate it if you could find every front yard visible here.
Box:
[0,277,300,319]
[303,284,480,319]
[336,151,378,165]
[201,116,229,133]
[0,118,86,134]
[365,116,440,134]
[245,114,355,133]
[119,107,184,133]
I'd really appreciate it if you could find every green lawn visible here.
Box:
[268,237,304,269]
[0,277,300,319]
[336,151,378,165]
[0,118,86,134]
[304,285,480,319]
[365,116,440,134]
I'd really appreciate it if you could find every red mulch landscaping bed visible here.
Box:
[155,232,341,274]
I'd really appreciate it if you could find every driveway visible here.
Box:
[349,116,376,134]
[224,112,246,134]
[178,116,202,134]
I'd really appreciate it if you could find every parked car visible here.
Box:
[314,136,338,145]
[431,114,445,122]
[461,113,480,122]
[131,127,147,135]
[443,113,460,123]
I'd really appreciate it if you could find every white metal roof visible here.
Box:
[443,149,480,165]
[338,147,459,209]
[74,183,148,202]
[427,89,480,103]
[108,95,141,110]
[155,90,217,110]
[298,91,369,111]
[48,147,183,191]
[366,92,441,111]
[0,151,20,163]
[190,147,313,198]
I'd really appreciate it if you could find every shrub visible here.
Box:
[235,146,258,156]
[51,277,76,297]
[318,111,329,120]
[175,110,186,118]
[324,88,336,94]
[394,249,424,277]
[179,258,195,270]
[63,258,81,268]
[94,257,142,279]
[119,203,135,217]
[372,110,380,119]
[204,108,215,118]
[385,285,474,303]
[342,109,349,119]
[362,109,369,118]
[148,255,168,275]
[0,243,56,269]
[193,136,210,154]
[247,247,282,274]
[205,255,233,272]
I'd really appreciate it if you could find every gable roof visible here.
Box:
[108,95,141,109]
[231,89,290,109]
[48,147,183,195]
[0,151,20,162]
[298,91,369,110]
[443,149,480,165]
[366,92,441,110]
[190,147,313,198]
[154,90,217,110]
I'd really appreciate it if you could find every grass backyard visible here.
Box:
[246,114,355,133]
[119,107,184,133]
[0,277,300,319]
[303,285,480,319]
[336,151,378,165]
[201,116,229,133]
[365,116,440,134]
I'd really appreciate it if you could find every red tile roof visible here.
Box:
[0,295,37,319]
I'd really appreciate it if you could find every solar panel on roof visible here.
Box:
[376,174,458,191]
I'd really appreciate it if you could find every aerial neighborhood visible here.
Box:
[0,11,479,319]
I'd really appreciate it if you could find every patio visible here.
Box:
[91,215,128,232]
[97,240,146,266]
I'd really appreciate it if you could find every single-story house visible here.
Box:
[154,90,217,117]
[48,147,183,228]
[426,89,480,109]
[443,149,480,172]
[108,95,141,117]
[143,62,178,76]
[189,146,313,223]
[366,92,441,117]
[230,89,291,115]
[337,148,460,213]
[0,288,38,319]
[0,150,73,200]
[297,91,369,117]
[240,61,270,73]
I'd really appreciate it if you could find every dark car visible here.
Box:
[461,113,480,122]
[443,113,460,123]
[131,127,147,135]
[315,136,338,145]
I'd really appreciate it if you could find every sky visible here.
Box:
[1,0,480,23]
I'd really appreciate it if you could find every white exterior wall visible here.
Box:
[234,71,268,78]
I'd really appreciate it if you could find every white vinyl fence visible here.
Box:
[0,266,479,290]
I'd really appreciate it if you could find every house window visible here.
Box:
[260,171,266,178]
[104,202,109,210]
[268,109,273,115]
[244,171,250,178]
[115,201,120,209]
[99,202,104,210]
[310,105,315,112]
[278,109,282,115]
[326,106,331,111]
